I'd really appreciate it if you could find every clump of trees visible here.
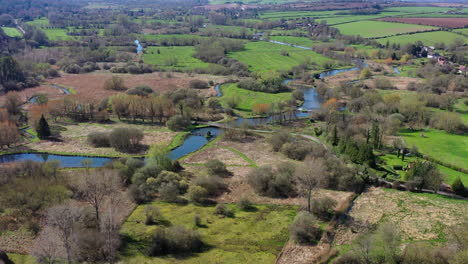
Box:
[405,161,443,192]
[87,127,144,153]
[104,76,127,91]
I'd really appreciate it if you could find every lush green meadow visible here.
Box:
[120,201,297,264]
[383,6,459,13]
[453,28,468,35]
[220,83,291,114]
[399,129,468,169]
[380,153,467,185]
[377,31,468,46]
[1,27,21,37]
[143,46,210,70]
[269,36,319,47]
[42,28,75,40]
[228,41,333,73]
[334,21,437,38]
[260,10,337,20]
[25,17,50,26]
[141,34,207,43]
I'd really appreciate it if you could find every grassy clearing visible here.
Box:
[120,201,297,264]
[220,83,291,114]
[1,27,22,37]
[377,31,468,46]
[8,254,37,264]
[25,17,50,26]
[143,46,210,70]
[228,41,334,73]
[334,21,437,38]
[200,24,254,34]
[399,129,468,169]
[379,153,467,185]
[42,28,75,41]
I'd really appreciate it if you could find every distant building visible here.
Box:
[252,32,264,40]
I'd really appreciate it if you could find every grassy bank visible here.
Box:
[120,201,297,264]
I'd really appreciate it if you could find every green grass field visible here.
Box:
[220,83,292,114]
[377,31,468,46]
[143,46,210,70]
[42,28,75,40]
[399,129,468,170]
[383,6,458,13]
[380,153,467,185]
[334,21,438,38]
[260,10,337,20]
[228,41,334,73]
[1,27,22,37]
[453,28,468,35]
[268,36,320,47]
[25,17,50,27]
[120,201,297,264]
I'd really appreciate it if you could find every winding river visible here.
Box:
[1,53,366,168]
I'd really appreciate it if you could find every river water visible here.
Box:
[1,53,364,168]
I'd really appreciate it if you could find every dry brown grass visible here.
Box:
[334,187,468,246]
[364,76,422,90]
[27,122,177,156]
[182,146,250,166]
[48,72,228,100]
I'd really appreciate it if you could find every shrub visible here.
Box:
[126,85,154,96]
[148,226,204,256]
[238,197,253,211]
[166,115,191,131]
[289,211,321,244]
[159,182,182,202]
[205,159,230,177]
[280,141,313,161]
[189,80,209,89]
[87,132,110,147]
[63,64,82,74]
[187,186,209,204]
[194,175,225,196]
[109,127,144,152]
[451,177,466,197]
[247,163,296,198]
[310,197,336,220]
[145,205,162,225]
[268,130,291,152]
[104,76,127,91]
[194,215,202,227]
[214,204,234,218]
[225,96,239,108]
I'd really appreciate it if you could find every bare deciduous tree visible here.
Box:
[77,169,121,225]
[46,203,82,264]
[294,157,328,212]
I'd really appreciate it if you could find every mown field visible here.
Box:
[1,27,21,37]
[143,46,211,70]
[383,6,459,13]
[377,31,468,46]
[220,83,291,115]
[399,129,468,170]
[260,10,337,20]
[228,41,333,73]
[268,36,319,47]
[120,202,297,264]
[333,21,438,38]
